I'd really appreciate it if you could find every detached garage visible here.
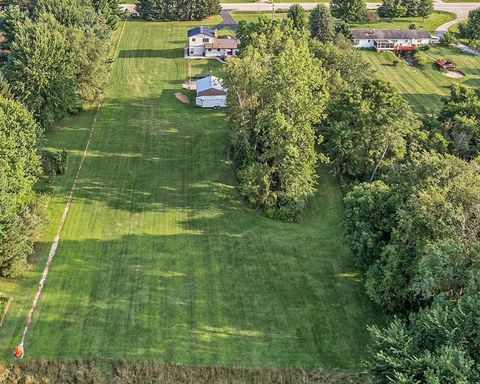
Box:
[195,75,227,108]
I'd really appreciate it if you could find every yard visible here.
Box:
[360,46,480,113]
[0,19,380,369]
[231,10,455,33]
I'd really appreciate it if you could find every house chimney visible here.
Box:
[214,29,218,38]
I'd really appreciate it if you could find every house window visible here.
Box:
[190,50,194,54]
[203,38,209,42]
[208,48,212,51]
[368,39,371,43]
[217,48,220,52]
[192,38,196,42]
[354,39,359,44]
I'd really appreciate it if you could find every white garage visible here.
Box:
[195,75,227,108]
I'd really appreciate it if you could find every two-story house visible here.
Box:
[185,27,239,59]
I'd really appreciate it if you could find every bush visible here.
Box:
[41,149,68,178]
[459,23,468,38]
[440,31,457,45]
[418,44,430,51]
[265,200,304,222]
[409,23,416,30]
[366,11,380,23]
[415,55,427,67]
[392,58,400,66]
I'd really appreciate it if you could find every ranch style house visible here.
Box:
[352,29,435,52]
[185,26,239,59]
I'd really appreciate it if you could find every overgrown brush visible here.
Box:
[0,360,370,384]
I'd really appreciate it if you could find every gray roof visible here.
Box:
[188,26,215,38]
[196,75,225,94]
[352,29,432,40]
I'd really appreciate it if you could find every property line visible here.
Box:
[18,18,127,351]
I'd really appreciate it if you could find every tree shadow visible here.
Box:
[118,49,183,59]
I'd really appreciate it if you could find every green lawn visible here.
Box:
[0,19,381,369]
[231,10,288,23]
[231,11,455,33]
[360,46,480,114]
[351,11,456,33]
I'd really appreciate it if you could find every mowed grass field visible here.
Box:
[360,46,480,113]
[0,19,381,369]
[231,11,455,33]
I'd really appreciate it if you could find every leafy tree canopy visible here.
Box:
[330,0,368,22]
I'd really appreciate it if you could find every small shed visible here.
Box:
[436,58,456,70]
[195,75,227,108]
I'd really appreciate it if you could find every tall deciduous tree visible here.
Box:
[5,13,78,127]
[378,0,407,19]
[438,84,480,160]
[309,4,334,42]
[322,79,417,182]
[225,24,328,220]
[330,0,368,22]
[310,37,370,92]
[344,181,401,269]
[0,95,41,276]
[462,8,480,42]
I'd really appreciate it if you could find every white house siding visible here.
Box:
[354,38,432,50]
[205,48,238,58]
[195,96,227,108]
[189,34,213,47]
[354,39,374,48]
[187,33,213,57]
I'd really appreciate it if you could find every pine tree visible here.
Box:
[137,0,220,21]
[417,0,433,21]
[287,4,307,30]
[309,4,334,42]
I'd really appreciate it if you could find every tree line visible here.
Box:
[321,0,434,23]
[226,6,480,382]
[377,0,433,20]
[137,0,221,21]
[0,0,120,276]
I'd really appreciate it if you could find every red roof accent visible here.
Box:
[197,88,227,97]
[436,58,456,69]
[395,45,416,51]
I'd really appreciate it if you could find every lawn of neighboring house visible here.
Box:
[360,45,480,114]
[231,10,455,34]
[350,10,456,32]
[0,18,381,370]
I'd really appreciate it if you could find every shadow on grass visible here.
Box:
[118,49,183,59]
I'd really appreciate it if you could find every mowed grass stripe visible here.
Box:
[1,19,381,368]
[361,46,480,113]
